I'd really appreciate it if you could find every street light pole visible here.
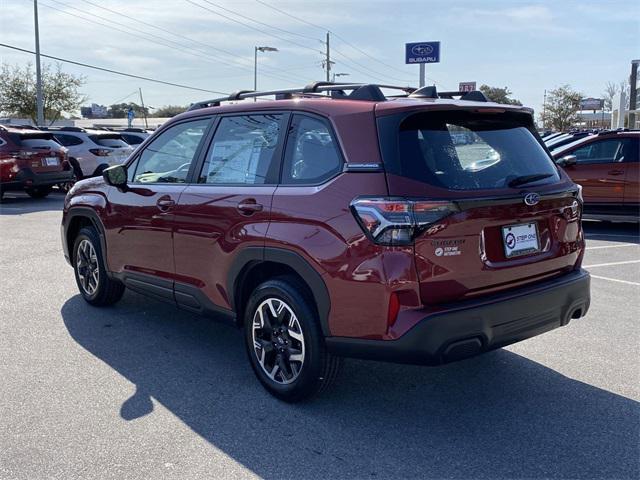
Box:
[34,0,44,126]
[254,46,278,101]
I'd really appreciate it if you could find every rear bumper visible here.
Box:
[326,269,591,365]
[1,168,74,191]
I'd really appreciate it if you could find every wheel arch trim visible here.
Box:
[228,247,331,336]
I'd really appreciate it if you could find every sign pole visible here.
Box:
[405,41,439,88]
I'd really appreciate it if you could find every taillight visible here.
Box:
[351,197,458,245]
[89,148,111,156]
[9,150,37,160]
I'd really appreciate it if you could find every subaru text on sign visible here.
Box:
[405,41,440,64]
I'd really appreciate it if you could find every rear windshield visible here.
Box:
[89,135,129,148]
[378,110,560,190]
[18,134,62,150]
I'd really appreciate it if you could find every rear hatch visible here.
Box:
[17,133,68,173]
[88,134,133,165]
[376,106,583,304]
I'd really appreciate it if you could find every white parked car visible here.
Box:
[40,127,134,181]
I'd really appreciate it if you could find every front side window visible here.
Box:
[198,114,283,185]
[570,139,632,164]
[282,115,342,184]
[132,118,210,183]
[379,110,560,191]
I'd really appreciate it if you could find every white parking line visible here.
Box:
[585,244,639,250]
[590,275,640,286]
[584,260,640,268]
[585,233,639,239]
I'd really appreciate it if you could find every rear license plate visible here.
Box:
[44,157,59,166]
[502,222,540,258]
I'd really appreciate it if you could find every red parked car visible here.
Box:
[61,83,590,401]
[553,130,639,222]
[0,125,73,200]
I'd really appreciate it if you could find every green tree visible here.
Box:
[107,102,148,118]
[540,85,582,131]
[0,62,86,124]
[478,85,522,105]
[151,105,188,117]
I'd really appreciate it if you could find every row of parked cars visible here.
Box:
[0,125,150,199]
[543,129,639,222]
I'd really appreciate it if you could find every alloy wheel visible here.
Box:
[76,239,99,295]
[251,298,305,385]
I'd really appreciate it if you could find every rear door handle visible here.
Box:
[237,200,263,214]
[156,197,176,211]
[608,170,624,176]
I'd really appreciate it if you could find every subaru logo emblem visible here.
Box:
[411,44,433,56]
[524,193,540,206]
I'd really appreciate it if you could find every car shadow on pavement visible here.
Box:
[583,220,640,244]
[0,191,65,215]
[61,293,639,480]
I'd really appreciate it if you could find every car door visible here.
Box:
[172,112,287,314]
[562,138,630,205]
[622,137,639,210]
[103,117,212,294]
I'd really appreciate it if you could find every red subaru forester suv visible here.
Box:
[61,83,591,401]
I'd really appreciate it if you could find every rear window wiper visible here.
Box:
[508,173,554,188]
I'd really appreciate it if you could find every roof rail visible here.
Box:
[409,86,489,102]
[39,126,86,132]
[188,82,416,111]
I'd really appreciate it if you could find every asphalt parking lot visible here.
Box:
[1,191,638,480]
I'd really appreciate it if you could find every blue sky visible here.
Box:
[1,0,638,116]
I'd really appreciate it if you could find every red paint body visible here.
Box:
[552,131,639,219]
[0,126,72,193]
[61,96,588,348]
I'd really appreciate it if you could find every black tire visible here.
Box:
[72,226,125,306]
[244,276,341,402]
[25,185,52,198]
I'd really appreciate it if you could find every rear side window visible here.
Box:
[132,118,210,183]
[281,115,342,184]
[121,134,144,145]
[198,114,283,185]
[89,135,129,148]
[570,138,635,164]
[53,134,83,147]
[378,111,560,191]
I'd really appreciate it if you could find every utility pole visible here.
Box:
[542,89,547,130]
[138,88,148,129]
[34,0,44,126]
[325,31,331,82]
[629,60,639,129]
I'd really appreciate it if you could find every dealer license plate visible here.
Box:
[502,222,540,258]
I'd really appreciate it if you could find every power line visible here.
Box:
[38,0,307,85]
[186,0,324,55]
[198,0,321,43]
[253,0,446,88]
[76,0,312,80]
[253,0,327,32]
[0,43,229,94]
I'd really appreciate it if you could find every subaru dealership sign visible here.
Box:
[405,42,440,64]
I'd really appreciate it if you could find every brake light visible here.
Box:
[387,292,400,331]
[9,150,37,160]
[351,197,458,245]
[89,148,111,156]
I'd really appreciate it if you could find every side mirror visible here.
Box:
[557,154,577,167]
[103,164,128,190]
